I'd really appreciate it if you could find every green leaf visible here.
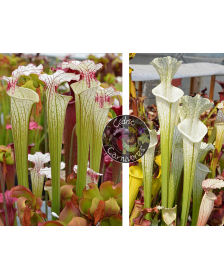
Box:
[21,80,37,92]
[79,198,92,215]
[116,197,122,208]
[109,108,117,118]
[100,215,122,226]
[105,197,120,217]
[219,153,224,173]
[151,220,160,226]
[89,197,100,217]
[43,221,65,226]
[100,181,122,201]
[60,185,75,208]
[99,217,110,226]
[83,183,103,200]
[109,215,122,226]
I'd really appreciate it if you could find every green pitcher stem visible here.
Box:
[12,120,29,188]
[69,124,76,176]
[143,171,153,221]
[142,130,157,221]
[45,91,72,216]
[74,88,97,197]
[210,158,218,178]
[168,127,184,208]
[90,108,108,174]
[48,123,61,216]
[203,105,218,124]
[191,196,201,226]
[43,94,48,154]
[45,190,48,221]
[160,128,169,209]
[180,140,200,226]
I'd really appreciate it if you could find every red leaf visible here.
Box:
[35,87,42,116]
[71,193,79,209]
[93,200,105,225]
[22,207,32,226]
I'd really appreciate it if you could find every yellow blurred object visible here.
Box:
[129,53,136,60]
[100,83,110,89]
[207,127,213,137]
[129,166,143,215]
[130,80,136,98]
[152,154,162,199]
[155,154,161,178]
[108,112,113,119]
[152,178,161,199]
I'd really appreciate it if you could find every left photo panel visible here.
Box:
[0,53,122,226]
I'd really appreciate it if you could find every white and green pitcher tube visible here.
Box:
[168,126,183,208]
[39,71,79,216]
[9,88,39,188]
[71,81,101,197]
[142,129,158,221]
[28,152,50,198]
[151,56,184,211]
[178,94,213,226]
[70,60,103,197]
[90,87,120,174]
[1,64,43,188]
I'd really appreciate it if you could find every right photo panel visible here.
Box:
[129,53,224,226]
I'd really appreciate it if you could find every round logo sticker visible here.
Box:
[102,115,150,163]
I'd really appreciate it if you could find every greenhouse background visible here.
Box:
[130,53,224,105]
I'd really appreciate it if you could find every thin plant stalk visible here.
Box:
[168,127,183,208]
[43,93,48,154]
[43,93,48,219]
[45,191,48,220]
[142,129,157,220]
[68,124,76,177]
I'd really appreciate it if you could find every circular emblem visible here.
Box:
[102,115,150,163]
